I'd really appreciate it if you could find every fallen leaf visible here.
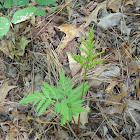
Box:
[67,53,82,77]
[106,87,129,114]
[98,13,126,29]
[105,81,118,94]
[108,0,122,13]
[99,65,120,78]
[56,128,69,140]
[15,36,30,56]
[6,126,19,140]
[0,81,17,103]
[128,100,140,110]
[58,24,82,53]
[86,65,113,87]
[0,40,15,59]
[83,1,107,27]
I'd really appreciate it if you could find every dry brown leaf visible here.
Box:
[106,87,129,114]
[124,0,135,6]
[83,1,107,27]
[108,0,122,13]
[86,65,113,87]
[6,126,19,140]
[67,53,81,77]
[58,24,82,53]
[107,87,129,103]
[105,81,118,94]
[0,40,15,59]
[106,100,129,114]
[0,82,17,103]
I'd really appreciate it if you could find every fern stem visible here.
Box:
[81,68,87,99]
[77,62,89,133]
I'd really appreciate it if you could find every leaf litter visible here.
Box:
[0,0,140,139]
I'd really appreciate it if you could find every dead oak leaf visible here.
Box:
[0,81,17,103]
[108,0,122,13]
[106,87,129,114]
[83,1,107,27]
[58,24,82,53]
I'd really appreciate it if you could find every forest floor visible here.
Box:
[0,0,140,140]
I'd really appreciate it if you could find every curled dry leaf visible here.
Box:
[58,24,82,53]
[67,53,81,77]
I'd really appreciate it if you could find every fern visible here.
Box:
[71,25,104,71]
[19,26,104,128]
[19,72,90,125]
[71,25,104,132]
[71,25,104,100]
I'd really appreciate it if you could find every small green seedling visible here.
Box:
[19,72,90,125]
[19,26,104,128]
[71,25,104,99]
[71,25,104,132]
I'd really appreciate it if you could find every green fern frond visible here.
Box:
[38,100,55,116]
[71,25,104,71]
[42,82,58,100]
[19,72,90,126]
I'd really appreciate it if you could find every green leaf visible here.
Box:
[13,0,29,6]
[41,86,50,99]
[61,100,69,121]
[71,100,89,114]
[38,100,55,116]
[77,46,88,56]
[58,72,70,86]
[36,99,45,111]
[42,81,57,100]
[3,0,14,8]
[36,0,57,5]
[61,115,67,125]
[34,91,44,98]
[19,94,38,104]
[54,102,61,114]
[87,58,104,70]
[33,98,41,106]
[11,7,46,24]
[0,4,2,9]
[0,17,10,38]
[58,82,74,96]
[0,0,4,3]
